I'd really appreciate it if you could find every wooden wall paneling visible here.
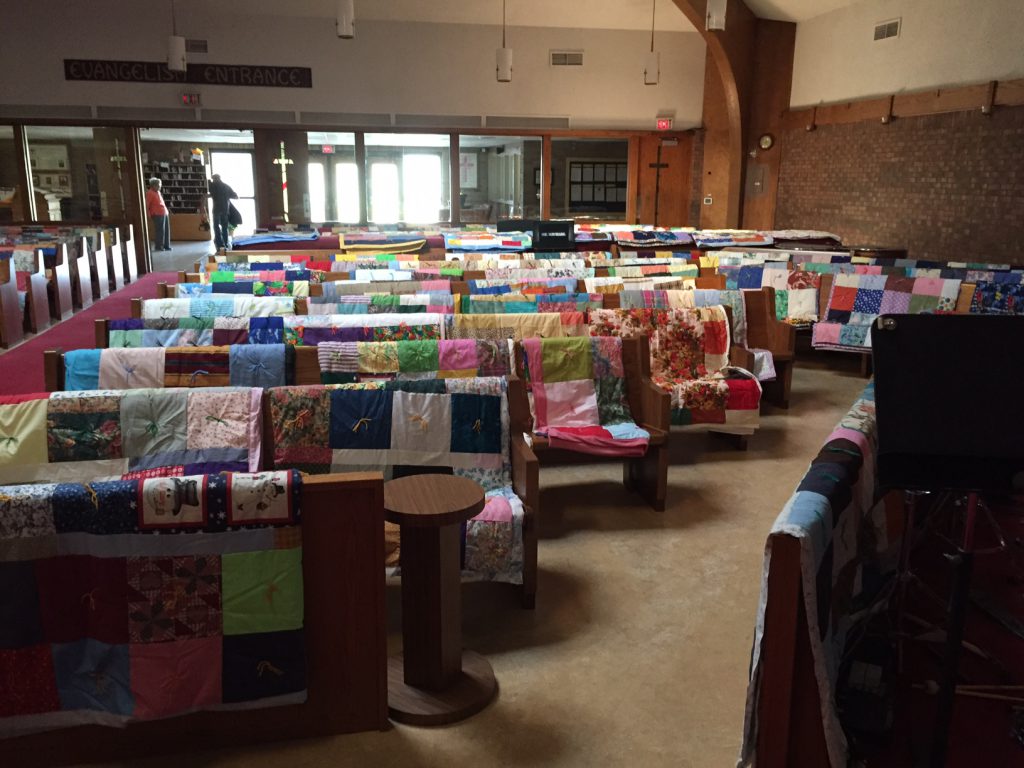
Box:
[637,134,692,227]
[626,136,640,224]
[253,129,311,227]
[540,135,552,220]
[995,78,1024,106]
[893,82,994,118]
[741,20,796,230]
[698,49,734,229]
[449,133,461,225]
[814,96,892,126]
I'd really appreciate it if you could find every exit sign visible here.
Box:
[656,118,673,131]
[322,145,335,154]
[181,92,201,106]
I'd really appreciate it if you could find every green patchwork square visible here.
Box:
[108,330,144,348]
[398,340,439,372]
[540,338,593,383]
[908,294,939,314]
[222,548,303,636]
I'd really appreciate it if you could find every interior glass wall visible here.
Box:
[305,132,358,224]
[365,133,450,224]
[457,135,541,223]
[140,127,256,241]
[0,125,25,223]
[24,125,131,222]
[550,138,629,221]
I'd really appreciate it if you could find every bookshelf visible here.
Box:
[143,160,210,241]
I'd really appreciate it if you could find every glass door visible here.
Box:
[208,150,256,236]
[307,160,327,223]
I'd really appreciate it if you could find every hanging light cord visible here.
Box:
[502,0,507,48]
[650,0,656,52]
[171,0,178,35]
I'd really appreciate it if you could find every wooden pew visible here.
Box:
[121,223,139,283]
[71,237,94,310]
[19,249,51,335]
[90,233,111,300]
[102,227,126,293]
[743,287,797,409]
[42,244,74,322]
[508,336,670,511]
[0,255,25,348]
[0,472,389,767]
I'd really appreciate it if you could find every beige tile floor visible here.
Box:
[96,358,869,768]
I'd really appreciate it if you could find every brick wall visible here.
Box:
[775,105,1024,264]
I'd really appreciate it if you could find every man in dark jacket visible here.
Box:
[208,174,238,250]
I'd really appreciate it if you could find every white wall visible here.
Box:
[0,0,706,130]
[790,0,1024,107]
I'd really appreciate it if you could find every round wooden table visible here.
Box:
[384,474,497,726]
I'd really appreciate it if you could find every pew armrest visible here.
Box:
[638,378,671,434]
[510,434,539,517]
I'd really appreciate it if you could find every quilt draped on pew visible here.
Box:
[589,307,761,435]
[521,336,649,457]
[0,470,305,735]
[316,340,510,383]
[0,388,262,485]
[267,379,523,584]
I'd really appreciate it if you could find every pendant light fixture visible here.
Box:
[706,0,727,31]
[167,0,186,72]
[643,0,659,85]
[496,0,512,83]
[337,0,354,39]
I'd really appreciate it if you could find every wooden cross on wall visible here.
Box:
[273,141,294,223]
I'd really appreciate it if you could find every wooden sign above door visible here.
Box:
[64,60,312,88]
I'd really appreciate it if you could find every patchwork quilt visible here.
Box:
[969,281,1024,315]
[741,384,902,768]
[584,276,693,293]
[606,263,699,279]
[308,293,454,316]
[468,278,578,294]
[444,232,532,251]
[759,269,821,326]
[0,470,305,736]
[64,346,291,390]
[521,336,649,457]
[589,307,761,435]
[316,339,510,383]
[459,293,602,314]
[610,229,694,248]
[267,379,524,584]
[175,281,310,298]
[450,312,579,341]
[141,297,297,320]
[812,274,962,352]
[319,279,452,297]
[691,230,773,248]
[0,388,263,485]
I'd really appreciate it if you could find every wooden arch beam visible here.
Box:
[671,0,759,227]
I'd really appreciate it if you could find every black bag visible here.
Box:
[228,202,242,227]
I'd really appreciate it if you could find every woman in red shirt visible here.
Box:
[146,178,170,251]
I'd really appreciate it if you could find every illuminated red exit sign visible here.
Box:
[181,92,201,106]
[656,118,673,131]
[322,145,335,154]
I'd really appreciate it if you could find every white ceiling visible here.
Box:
[742,0,859,22]
[213,0,697,32]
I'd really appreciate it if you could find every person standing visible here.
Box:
[208,174,239,251]
[146,178,170,251]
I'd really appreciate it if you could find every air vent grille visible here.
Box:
[550,50,584,67]
[873,18,900,41]
[186,39,208,53]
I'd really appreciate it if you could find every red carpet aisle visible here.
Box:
[0,271,172,395]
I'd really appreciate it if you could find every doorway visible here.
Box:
[208,150,256,236]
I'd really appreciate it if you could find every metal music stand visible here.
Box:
[872,313,1024,767]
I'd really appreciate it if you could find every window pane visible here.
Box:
[306,132,357,222]
[307,162,326,222]
[369,163,400,223]
[402,154,442,223]
[26,125,131,222]
[366,133,450,223]
[0,125,26,223]
[335,162,360,223]
[209,152,255,198]
[551,138,629,220]
[457,135,541,223]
